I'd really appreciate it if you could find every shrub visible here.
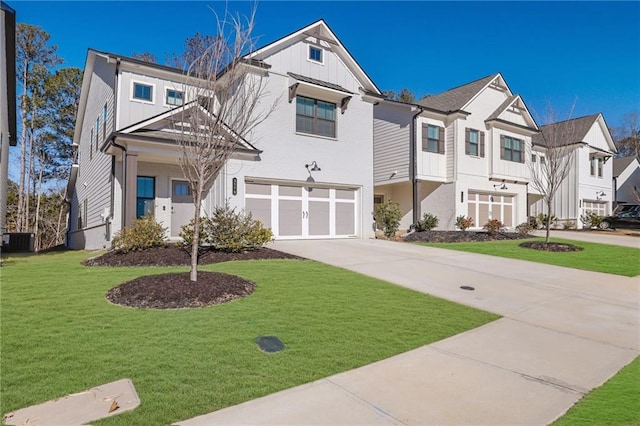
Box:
[483,219,505,236]
[515,222,533,236]
[414,212,439,232]
[375,200,402,238]
[536,213,557,229]
[563,220,576,230]
[580,212,603,229]
[179,217,211,246]
[206,204,273,252]
[112,214,167,253]
[455,215,474,231]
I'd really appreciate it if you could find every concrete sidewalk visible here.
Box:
[177,239,639,425]
[532,229,640,248]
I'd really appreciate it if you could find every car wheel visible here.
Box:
[599,221,610,230]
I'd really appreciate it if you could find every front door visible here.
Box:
[171,180,194,237]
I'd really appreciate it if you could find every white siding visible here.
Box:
[373,102,411,184]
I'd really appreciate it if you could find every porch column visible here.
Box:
[125,152,138,226]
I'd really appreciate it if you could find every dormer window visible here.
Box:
[166,89,184,106]
[308,46,323,64]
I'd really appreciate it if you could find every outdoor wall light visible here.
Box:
[493,183,508,190]
[596,191,606,197]
[305,161,321,172]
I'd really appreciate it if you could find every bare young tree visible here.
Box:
[176,8,277,282]
[529,108,579,244]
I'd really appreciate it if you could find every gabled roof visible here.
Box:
[417,73,503,113]
[485,94,539,131]
[117,100,260,153]
[613,156,638,178]
[247,19,381,95]
[532,113,604,148]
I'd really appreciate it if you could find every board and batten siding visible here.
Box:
[373,102,411,184]
[69,57,116,249]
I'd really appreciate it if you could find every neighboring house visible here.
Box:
[0,1,17,236]
[613,156,640,207]
[66,20,381,249]
[529,114,616,227]
[373,73,538,230]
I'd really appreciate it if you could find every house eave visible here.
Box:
[485,118,539,135]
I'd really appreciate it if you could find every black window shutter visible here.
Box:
[519,139,525,163]
[422,123,428,151]
[465,128,471,155]
[500,135,505,159]
[438,126,445,154]
[480,131,485,158]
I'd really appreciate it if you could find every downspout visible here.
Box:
[411,106,424,225]
[111,58,126,227]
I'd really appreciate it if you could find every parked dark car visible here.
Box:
[599,210,640,229]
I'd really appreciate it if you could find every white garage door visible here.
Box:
[468,192,514,228]
[245,181,358,239]
[583,200,607,217]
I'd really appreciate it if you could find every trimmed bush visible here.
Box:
[580,212,603,229]
[179,217,211,246]
[455,215,474,231]
[414,212,439,232]
[483,219,505,236]
[206,204,273,252]
[112,214,167,253]
[563,220,576,230]
[515,222,533,236]
[375,200,402,238]
[536,213,556,229]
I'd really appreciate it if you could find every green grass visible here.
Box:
[554,356,640,425]
[0,251,497,425]
[417,238,640,276]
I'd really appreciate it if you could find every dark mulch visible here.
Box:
[520,241,584,252]
[84,244,302,267]
[404,230,532,243]
[106,271,255,309]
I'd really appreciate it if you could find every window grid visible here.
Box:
[309,46,323,63]
[503,136,523,163]
[133,82,153,102]
[468,129,479,156]
[166,89,184,106]
[296,96,336,138]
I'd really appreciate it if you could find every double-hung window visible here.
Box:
[95,117,100,151]
[166,89,184,106]
[501,135,524,163]
[590,155,603,177]
[296,96,336,138]
[103,104,108,139]
[465,128,485,157]
[422,124,444,154]
[133,82,153,102]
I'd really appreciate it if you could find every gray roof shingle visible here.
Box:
[416,73,499,113]
[613,156,637,177]
[532,114,601,147]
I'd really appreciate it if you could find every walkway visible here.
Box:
[177,239,639,425]
[532,229,640,248]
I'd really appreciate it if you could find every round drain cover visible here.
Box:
[460,285,475,291]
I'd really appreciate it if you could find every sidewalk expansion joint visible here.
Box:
[427,346,586,395]
[324,378,407,425]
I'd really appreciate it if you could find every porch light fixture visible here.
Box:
[493,183,508,190]
[305,161,321,172]
[596,191,606,200]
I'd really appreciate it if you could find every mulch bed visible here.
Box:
[106,271,255,309]
[84,244,302,267]
[404,230,532,243]
[519,241,584,252]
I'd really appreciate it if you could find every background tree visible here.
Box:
[529,107,578,244]
[15,23,61,232]
[383,87,416,103]
[176,9,277,281]
[131,51,157,63]
[169,32,217,70]
[614,110,639,160]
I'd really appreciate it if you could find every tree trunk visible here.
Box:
[17,94,27,232]
[55,188,67,246]
[545,199,552,244]
[189,188,202,282]
[33,159,44,251]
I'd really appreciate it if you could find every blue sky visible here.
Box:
[11,1,640,129]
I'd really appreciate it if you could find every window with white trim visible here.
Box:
[166,89,184,106]
[590,155,603,177]
[501,135,524,163]
[308,46,323,63]
[296,96,336,137]
[133,82,153,102]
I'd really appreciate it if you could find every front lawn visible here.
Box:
[554,356,640,425]
[0,251,497,425]
[417,238,640,276]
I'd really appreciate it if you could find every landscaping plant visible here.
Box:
[580,212,603,229]
[414,212,439,232]
[515,222,533,236]
[455,215,474,231]
[111,214,167,253]
[483,219,505,236]
[375,200,402,238]
[536,213,556,229]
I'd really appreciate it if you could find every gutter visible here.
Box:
[410,106,424,225]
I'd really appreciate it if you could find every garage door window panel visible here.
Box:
[279,199,302,236]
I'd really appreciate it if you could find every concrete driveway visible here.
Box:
[177,238,639,425]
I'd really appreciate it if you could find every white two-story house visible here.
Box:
[66,20,381,249]
[529,113,616,227]
[373,73,538,230]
